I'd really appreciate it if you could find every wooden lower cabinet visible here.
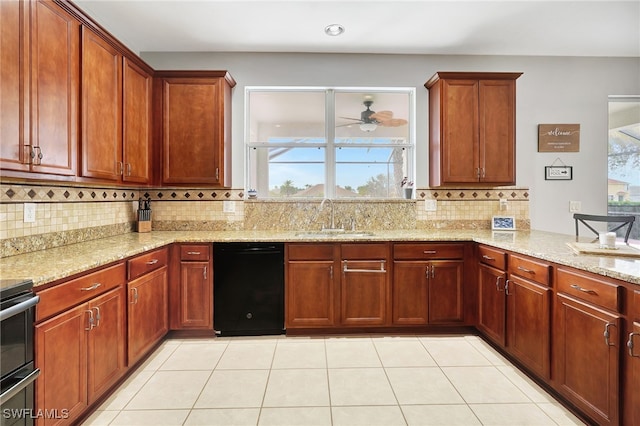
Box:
[629,321,640,426]
[393,260,463,325]
[127,266,168,365]
[286,260,336,327]
[477,262,506,346]
[554,294,621,425]
[505,275,551,378]
[170,244,213,329]
[35,286,125,426]
[341,259,388,326]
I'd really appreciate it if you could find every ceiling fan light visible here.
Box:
[359,122,377,132]
[324,24,345,36]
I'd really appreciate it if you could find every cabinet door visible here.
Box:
[392,261,428,325]
[28,0,79,176]
[35,304,88,426]
[286,261,336,327]
[127,266,168,365]
[440,79,479,184]
[630,321,640,426]
[506,276,551,378]
[554,294,620,426]
[87,287,126,403]
[81,26,122,181]
[429,260,464,323]
[0,0,29,172]
[477,263,506,346]
[162,78,225,185]
[341,260,387,326]
[122,57,151,184]
[179,261,213,329]
[479,79,516,184]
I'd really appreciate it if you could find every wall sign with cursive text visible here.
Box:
[538,124,580,152]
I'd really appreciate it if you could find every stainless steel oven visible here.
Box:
[1,280,39,426]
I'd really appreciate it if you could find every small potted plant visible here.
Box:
[401,177,414,199]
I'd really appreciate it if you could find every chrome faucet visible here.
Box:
[320,198,340,230]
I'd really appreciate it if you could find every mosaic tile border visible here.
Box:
[0,183,246,203]
[416,187,529,201]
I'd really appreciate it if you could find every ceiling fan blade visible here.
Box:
[370,110,394,121]
[379,118,408,127]
[336,123,359,127]
[338,116,363,122]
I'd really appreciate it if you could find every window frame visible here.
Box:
[244,86,416,199]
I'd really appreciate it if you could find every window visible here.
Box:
[246,87,415,198]
[607,96,640,241]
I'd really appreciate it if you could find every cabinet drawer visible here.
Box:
[36,263,126,321]
[556,267,622,312]
[127,247,168,280]
[393,243,464,260]
[287,244,334,261]
[181,244,210,261]
[478,245,506,270]
[508,254,550,286]
[342,243,388,260]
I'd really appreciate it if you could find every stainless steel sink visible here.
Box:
[295,231,375,238]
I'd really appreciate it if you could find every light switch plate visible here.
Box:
[424,200,437,212]
[223,201,235,213]
[569,201,582,213]
[24,203,36,223]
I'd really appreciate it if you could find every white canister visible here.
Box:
[598,232,617,249]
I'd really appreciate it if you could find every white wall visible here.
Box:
[141,52,640,235]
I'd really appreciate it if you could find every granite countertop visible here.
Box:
[0,229,639,290]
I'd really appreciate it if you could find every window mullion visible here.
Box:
[326,89,336,198]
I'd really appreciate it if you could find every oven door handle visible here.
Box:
[0,295,40,322]
[0,368,40,405]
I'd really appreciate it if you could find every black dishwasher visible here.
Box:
[213,243,285,336]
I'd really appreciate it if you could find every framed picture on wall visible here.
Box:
[545,166,573,180]
[492,216,516,231]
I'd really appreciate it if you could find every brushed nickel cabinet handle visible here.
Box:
[33,146,43,165]
[131,287,139,304]
[482,255,494,261]
[495,275,504,292]
[505,279,511,296]
[93,307,101,327]
[570,284,597,295]
[80,283,101,291]
[187,251,201,255]
[85,310,95,331]
[423,250,437,254]
[604,322,616,346]
[203,266,207,280]
[517,266,534,274]
[146,259,159,265]
[628,332,640,357]
[329,265,333,280]
[127,163,132,176]
[431,264,435,279]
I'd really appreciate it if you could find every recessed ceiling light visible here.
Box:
[324,24,345,37]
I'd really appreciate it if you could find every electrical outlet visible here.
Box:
[223,201,235,213]
[499,198,508,211]
[24,203,36,223]
[569,201,582,213]
[424,199,437,212]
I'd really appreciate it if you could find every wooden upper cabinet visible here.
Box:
[122,58,152,184]
[81,26,122,181]
[425,72,521,187]
[158,72,235,186]
[2,0,79,177]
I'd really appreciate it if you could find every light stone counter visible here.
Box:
[0,229,639,290]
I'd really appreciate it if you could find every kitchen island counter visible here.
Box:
[1,229,639,289]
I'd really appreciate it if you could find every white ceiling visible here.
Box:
[73,0,640,58]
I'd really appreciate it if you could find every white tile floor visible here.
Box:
[82,334,587,426]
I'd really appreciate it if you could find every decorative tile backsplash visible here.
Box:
[0,182,529,257]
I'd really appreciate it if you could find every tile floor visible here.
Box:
[82,334,586,426]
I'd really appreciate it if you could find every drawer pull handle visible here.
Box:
[628,332,640,357]
[343,260,386,273]
[80,283,101,291]
[570,284,597,295]
[423,250,437,254]
[146,259,159,265]
[517,266,534,274]
[187,251,201,255]
[604,322,616,347]
[482,255,494,261]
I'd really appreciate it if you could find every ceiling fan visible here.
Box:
[338,99,408,132]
